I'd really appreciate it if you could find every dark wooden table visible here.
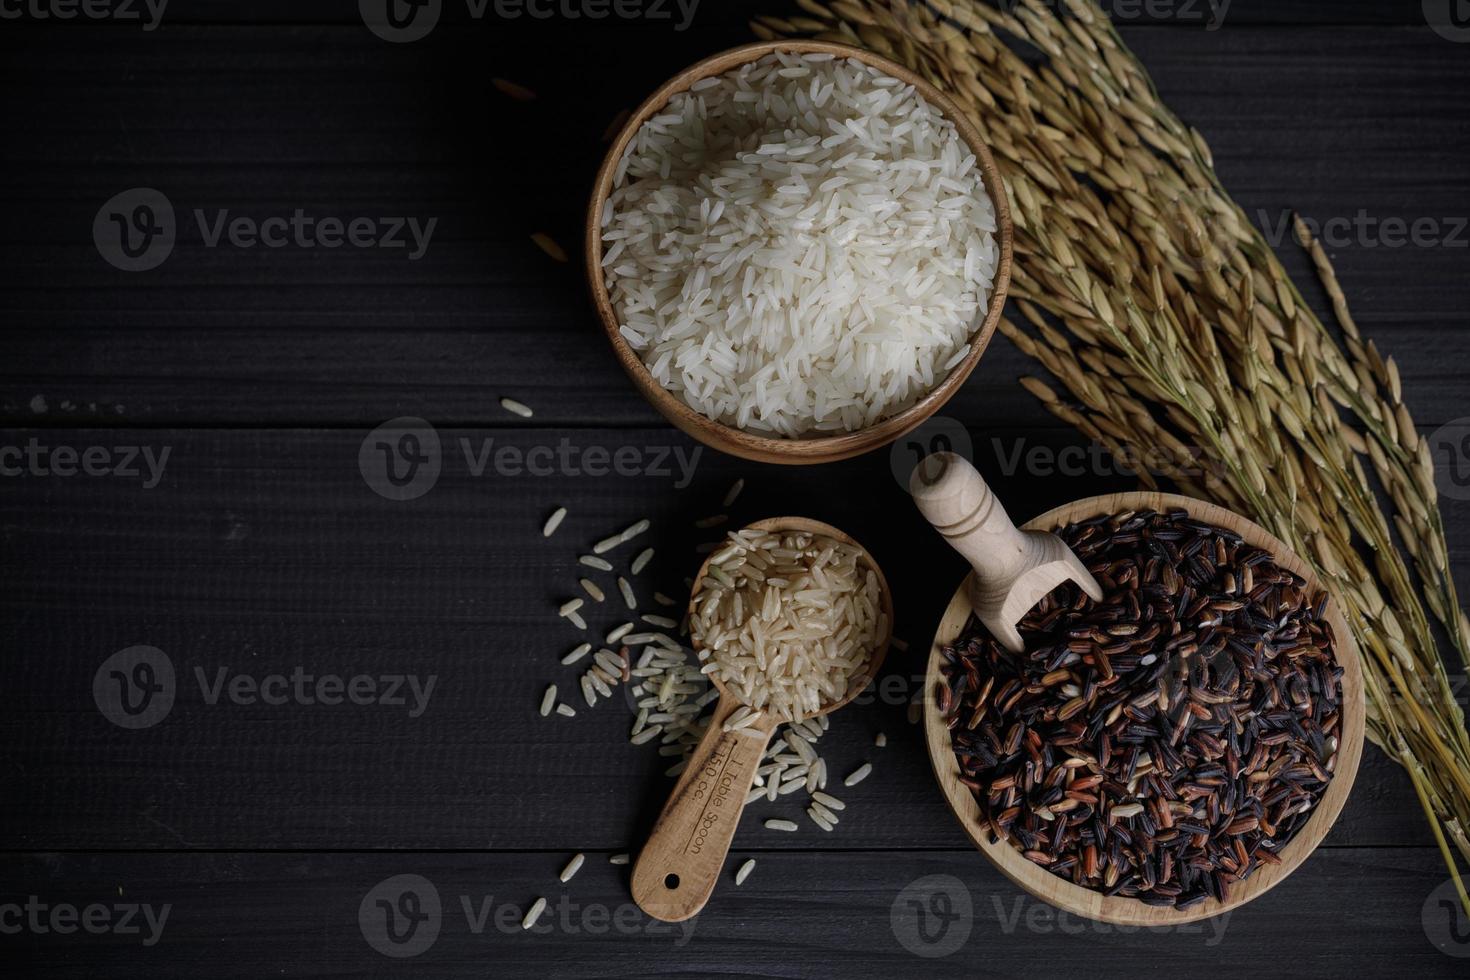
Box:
[3,1,1468,975]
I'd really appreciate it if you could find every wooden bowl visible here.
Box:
[585,40,1014,465]
[922,491,1365,925]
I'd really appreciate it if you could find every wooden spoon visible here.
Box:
[908,452,1102,652]
[630,516,893,922]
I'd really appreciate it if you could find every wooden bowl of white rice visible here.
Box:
[587,40,1012,464]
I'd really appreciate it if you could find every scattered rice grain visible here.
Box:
[559,853,585,883]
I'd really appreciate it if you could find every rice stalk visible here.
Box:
[766,0,1470,911]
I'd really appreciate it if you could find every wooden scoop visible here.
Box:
[631,516,893,923]
[909,452,1101,652]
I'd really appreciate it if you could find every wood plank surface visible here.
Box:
[3,426,1466,850]
[1,24,1467,425]
[4,848,1464,977]
[3,0,1468,973]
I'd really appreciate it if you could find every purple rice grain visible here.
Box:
[941,508,1342,910]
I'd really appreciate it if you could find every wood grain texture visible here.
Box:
[1,27,1467,426]
[0,426,1460,852]
[631,698,778,922]
[3,849,1464,978]
[1,1,1467,973]
[922,492,1364,924]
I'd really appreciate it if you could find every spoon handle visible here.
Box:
[632,695,776,922]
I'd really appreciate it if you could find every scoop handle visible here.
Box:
[909,452,1033,585]
[631,695,776,922]
[909,452,1102,652]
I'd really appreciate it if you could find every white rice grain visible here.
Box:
[844,762,873,787]
[522,897,547,930]
[812,791,845,811]
[542,507,566,537]
[735,858,756,885]
[764,819,799,832]
[539,684,557,717]
[631,548,654,575]
[600,52,998,437]
[559,853,585,883]
[500,397,534,418]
